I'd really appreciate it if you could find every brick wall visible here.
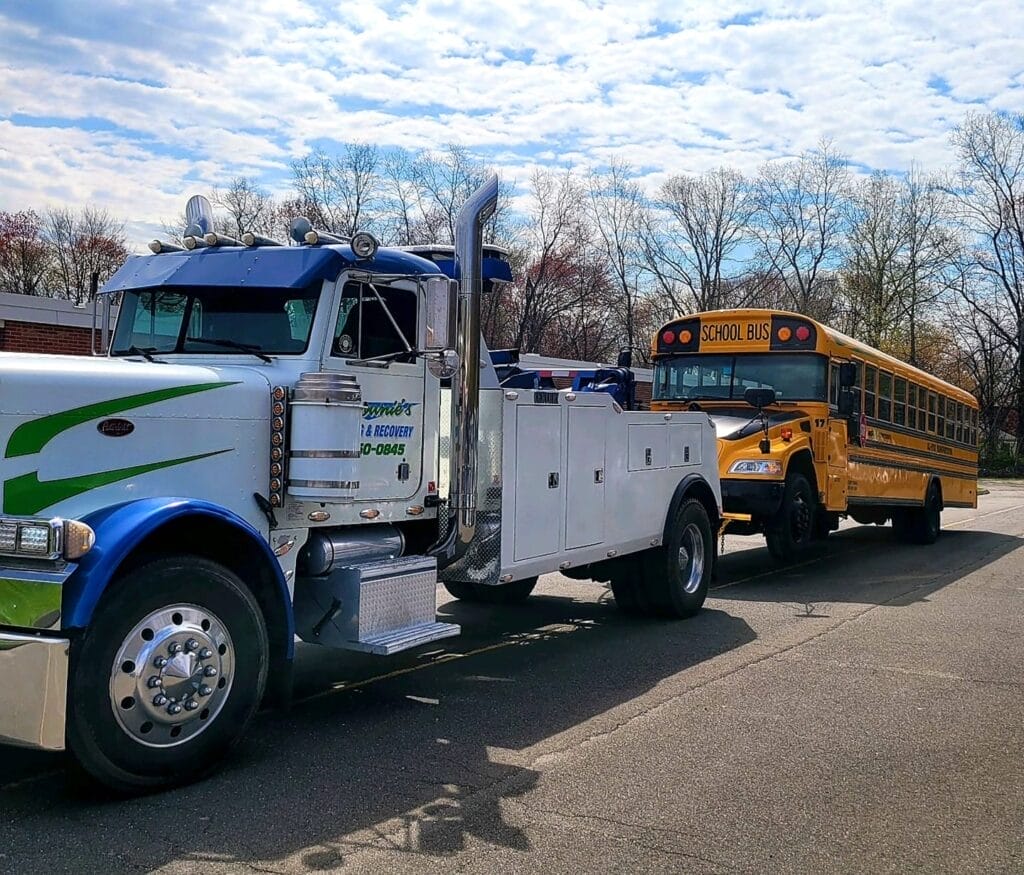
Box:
[0,320,94,356]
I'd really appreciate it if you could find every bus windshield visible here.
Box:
[654,353,828,403]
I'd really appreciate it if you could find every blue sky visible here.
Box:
[1,0,1023,247]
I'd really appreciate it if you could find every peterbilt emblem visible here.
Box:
[97,418,135,437]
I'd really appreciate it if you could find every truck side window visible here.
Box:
[333,281,416,361]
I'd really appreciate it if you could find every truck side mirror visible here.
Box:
[616,347,632,368]
[839,362,857,388]
[422,277,457,351]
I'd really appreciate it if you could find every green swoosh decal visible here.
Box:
[3,450,232,515]
[5,382,239,459]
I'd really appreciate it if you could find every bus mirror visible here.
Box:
[422,277,457,351]
[616,347,633,368]
[838,391,855,417]
[839,362,857,388]
[744,387,777,410]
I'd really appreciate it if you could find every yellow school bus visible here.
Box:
[650,309,979,560]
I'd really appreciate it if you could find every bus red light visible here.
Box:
[777,327,792,342]
[795,325,810,341]
[662,330,676,345]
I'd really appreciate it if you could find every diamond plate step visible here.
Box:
[349,621,461,655]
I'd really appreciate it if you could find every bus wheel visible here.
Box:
[901,482,942,545]
[66,556,269,795]
[443,578,537,604]
[765,473,814,562]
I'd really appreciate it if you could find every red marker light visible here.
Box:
[780,426,793,442]
[662,330,676,345]
[795,325,810,341]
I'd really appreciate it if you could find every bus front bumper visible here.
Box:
[0,629,68,750]
[721,478,785,518]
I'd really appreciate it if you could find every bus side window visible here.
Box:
[907,383,917,428]
[864,366,877,419]
[894,377,907,426]
[877,371,892,422]
[916,385,927,431]
[946,400,956,440]
[928,392,937,433]
[972,408,979,446]
[956,403,964,443]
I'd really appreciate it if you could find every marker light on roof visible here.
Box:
[679,329,692,343]
[351,231,379,260]
[795,325,811,341]
[777,326,792,341]
[662,330,676,345]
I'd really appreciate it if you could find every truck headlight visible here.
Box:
[728,459,783,475]
[0,517,95,560]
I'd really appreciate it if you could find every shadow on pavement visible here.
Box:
[0,592,755,871]
[714,526,1023,608]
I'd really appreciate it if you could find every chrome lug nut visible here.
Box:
[184,700,199,712]
[153,656,167,669]
[147,676,163,689]
[153,694,168,707]
[185,638,199,652]
[199,685,213,697]
[198,648,213,660]
[168,641,183,654]
[167,703,183,715]
[203,666,218,678]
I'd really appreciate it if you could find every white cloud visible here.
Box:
[1,0,1023,248]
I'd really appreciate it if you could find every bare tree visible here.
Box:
[0,210,50,296]
[949,111,1024,455]
[642,167,755,313]
[44,206,128,302]
[290,144,381,236]
[588,160,650,361]
[212,177,275,238]
[751,140,850,320]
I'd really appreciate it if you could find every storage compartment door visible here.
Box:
[513,405,563,561]
[565,406,606,549]
[627,424,668,471]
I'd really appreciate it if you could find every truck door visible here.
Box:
[328,280,425,501]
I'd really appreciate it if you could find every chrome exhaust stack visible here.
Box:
[432,174,499,566]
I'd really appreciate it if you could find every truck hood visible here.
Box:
[0,353,271,520]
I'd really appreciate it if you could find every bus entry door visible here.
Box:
[825,417,849,509]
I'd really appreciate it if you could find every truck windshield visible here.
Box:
[653,353,828,402]
[111,284,321,357]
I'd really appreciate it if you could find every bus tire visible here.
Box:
[910,482,942,544]
[639,498,713,619]
[443,578,537,604]
[66,555,268,795]
[765,472,815,562]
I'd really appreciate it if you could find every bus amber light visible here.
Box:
[679,330,692,343]
[777,327,792,342]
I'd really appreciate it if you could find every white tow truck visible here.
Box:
[0,177,721,792]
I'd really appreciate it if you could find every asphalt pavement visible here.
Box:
[1,483,1022,874]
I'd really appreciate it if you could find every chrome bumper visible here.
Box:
[0,630,68,750]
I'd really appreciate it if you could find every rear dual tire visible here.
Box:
[893,482,942,545]
[443,577,538,604]
[609,498,713,619]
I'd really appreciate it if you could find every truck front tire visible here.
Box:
[67,555,269,794]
